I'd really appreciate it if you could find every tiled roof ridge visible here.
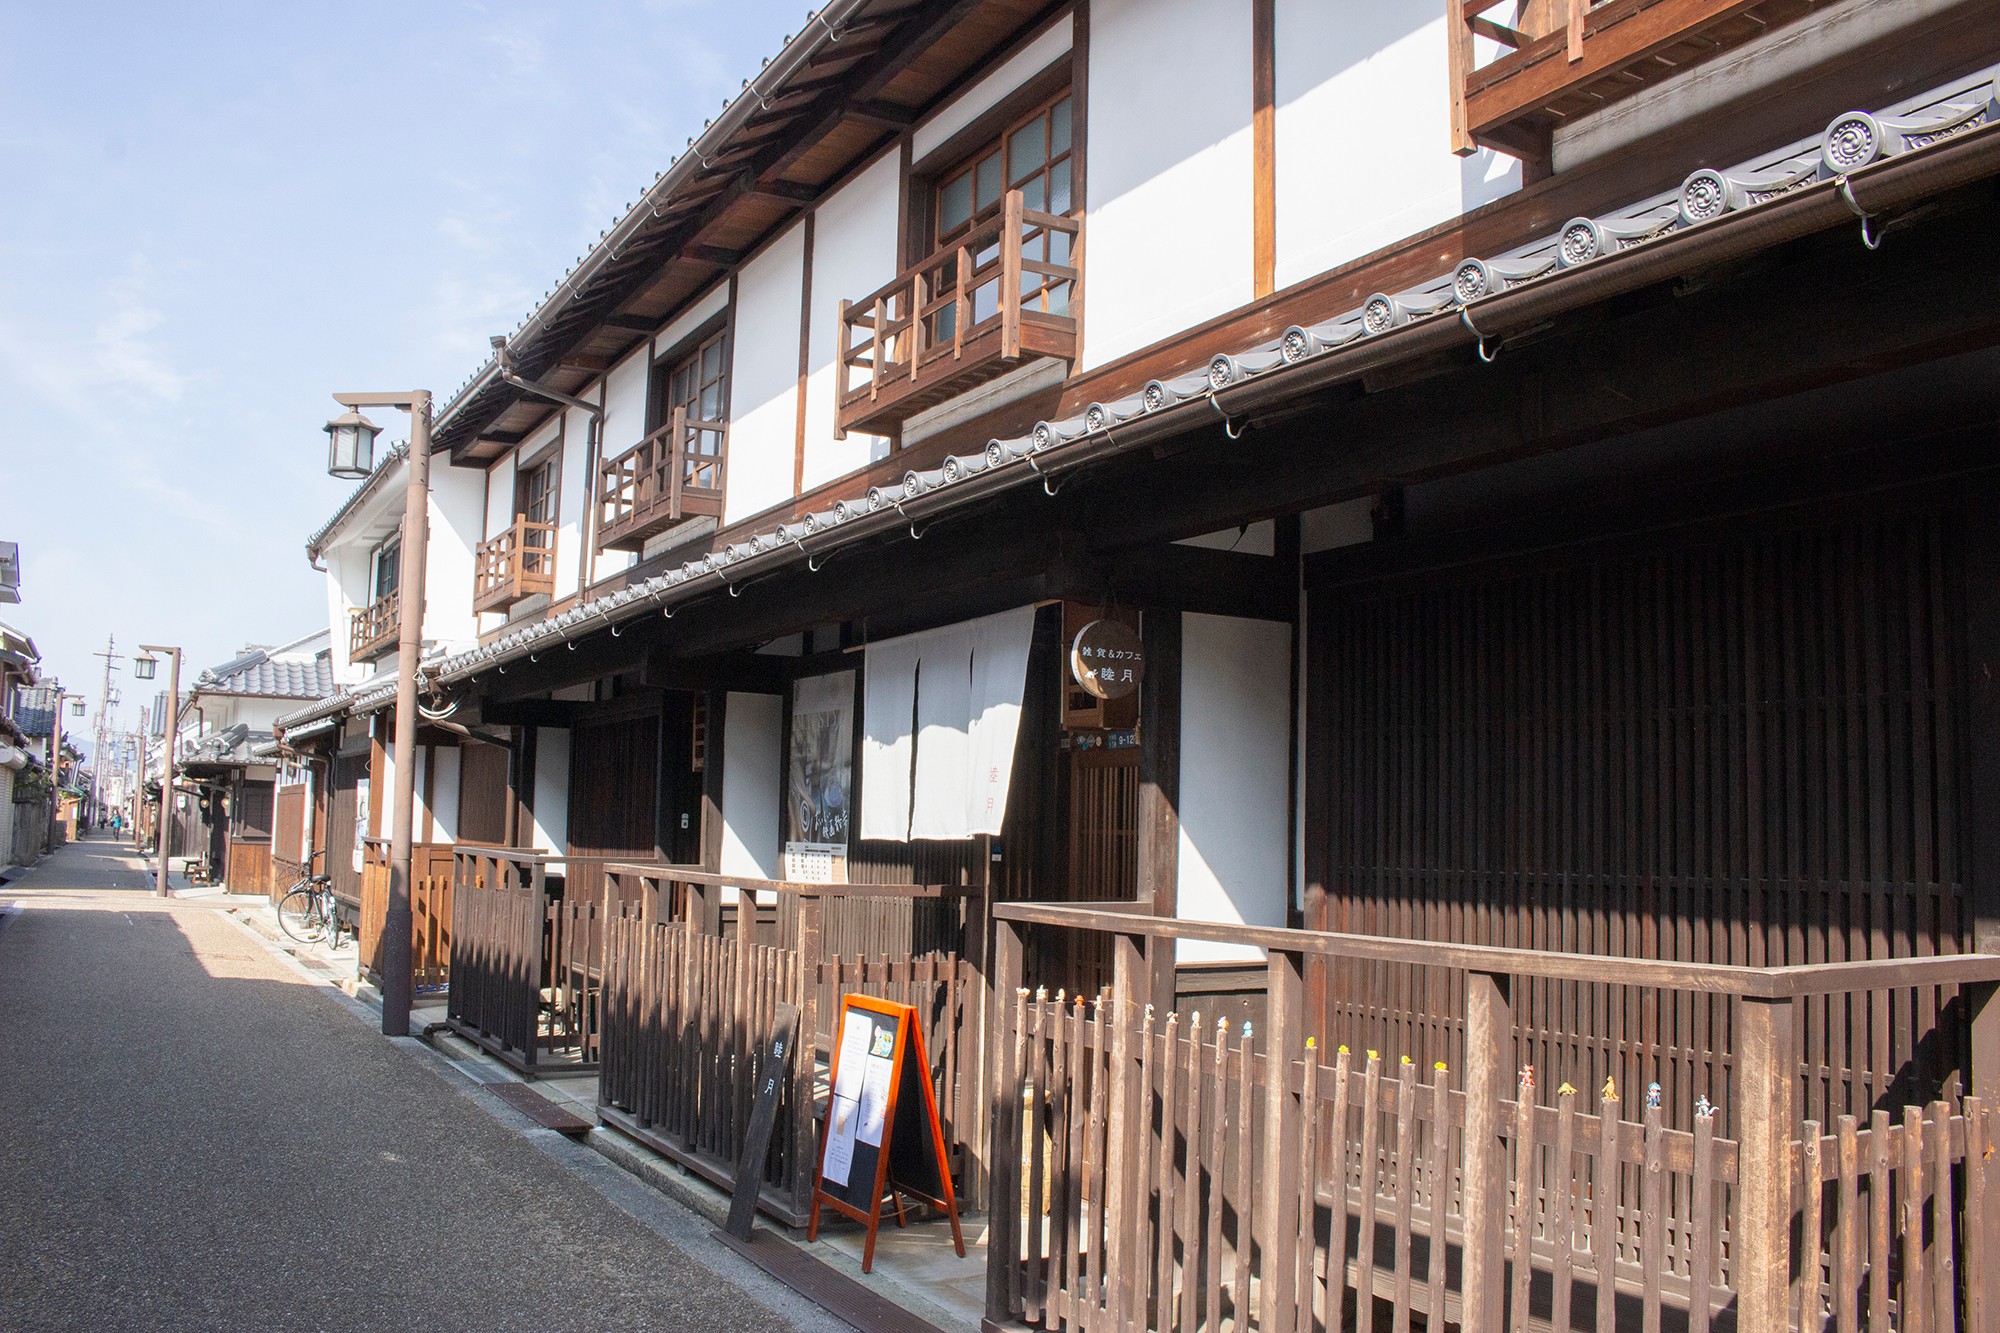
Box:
[279,60,2000,729]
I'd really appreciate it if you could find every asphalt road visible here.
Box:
[0,836,841,1332]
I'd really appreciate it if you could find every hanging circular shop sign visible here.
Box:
[1070,619,1143,700]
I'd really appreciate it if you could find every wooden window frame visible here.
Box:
[514,441,561,527]
[369,530,401,602]
[906,57,1080,272]
[647,315,732,492]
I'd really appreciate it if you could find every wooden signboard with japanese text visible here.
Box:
[807,994,964,1272]
[724,1002,800,1241]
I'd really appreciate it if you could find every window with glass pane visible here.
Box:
[372,535,400,602]
[518,455,557,526]
[930,92,1075,342]
[665,330,728,491]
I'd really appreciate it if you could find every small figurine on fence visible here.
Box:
[1556,1081,1577,1098]
[1519,1063,1535,1091]
[1646,1082,1662,1108]
[1601,1076,1619,1103]
[1694,1094,1715,1119]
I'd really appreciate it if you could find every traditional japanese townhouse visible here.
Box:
[286,1,2000,1325]
[177,632,334,895]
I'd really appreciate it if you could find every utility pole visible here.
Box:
[91,636,120,827]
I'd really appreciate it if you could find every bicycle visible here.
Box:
[276,850,342,946]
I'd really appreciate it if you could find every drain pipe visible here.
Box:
[489,335,606,594]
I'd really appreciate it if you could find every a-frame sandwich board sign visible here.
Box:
[808,993,965,1272]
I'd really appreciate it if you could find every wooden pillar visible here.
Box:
[985,912,1026,1323]
[1256,945,1304,1331]
[1138,607,1181,1006]
[1460,970,1512,1332]
[1963,503,2000,1099]
[1736,995,1797,1333]
[695,690,727,936]
[1107,927,1146,1321]
[791,892,824,1224]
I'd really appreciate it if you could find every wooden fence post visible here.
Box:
[1257,946,1305,1332]
[1108,927,1146,1323]
[791,892,824,1224]
[1969,980,1998,1104]
[1461,969,1512,1333]
[1736,995,1796,1333]
[986,913,1025,1324]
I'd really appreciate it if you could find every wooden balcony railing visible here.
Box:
[1449,0,1818,158]
[836,188,1080,439]
[348,590,400,663]
[472,516,556,614]
[595,406,727,553]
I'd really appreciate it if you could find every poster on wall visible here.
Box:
[785,670,853,882]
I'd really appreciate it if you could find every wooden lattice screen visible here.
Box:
[1306,511,1970,1132]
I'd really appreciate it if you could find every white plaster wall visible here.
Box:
[1273,2,1519,290]
[600,341,651,457]
[1176,612,1292,964]
[531,726,570,855]
[324,563,357,682]
[429,745,460,843]
[565,398,621,582]
[482,451,516,541]
[539,417,586,597]
[802,152,901,490]
[1082,0,1255,369]
[914,15,1074,160]
[720,691,782,882]
[425,462,484,647]
[657,283,730,360]
[723,224,808,525]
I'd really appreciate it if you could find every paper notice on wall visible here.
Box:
[833,1011,871,1102]
[856,1053,893,1147]
[822,1095,859,1187]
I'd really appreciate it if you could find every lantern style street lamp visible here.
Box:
[324,408,382,479]
[321,390,431,1037]
[137,645,183,898]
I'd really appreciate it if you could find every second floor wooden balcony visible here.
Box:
[837,188,1080,439]
[473,516,556,614]
[595,408,727,553]
[348,591,400,663]
[1449,0,1817,158]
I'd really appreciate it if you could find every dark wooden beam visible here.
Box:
[684,243,747,268]
[1079,542,1294,622]
[556,352,614,373]
[1137,607,1182,1007]
[847,98,919,129]
[479,699,590,728]
[640,650,798,694]
[745,179,819,205]
[603,313,657,332]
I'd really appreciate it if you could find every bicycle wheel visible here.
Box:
[278,886,328,943]
[322,894,344,949]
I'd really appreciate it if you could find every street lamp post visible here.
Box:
[53,691,85,843]
[323,390,430,1038]
[134,646,182,897]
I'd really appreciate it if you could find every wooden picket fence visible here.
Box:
[445,846,604,1073]
[357,846,455,990]
[987,903,2000,1333]
[593,862,981,1226]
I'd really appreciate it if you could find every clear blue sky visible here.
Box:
[1,1,805,753]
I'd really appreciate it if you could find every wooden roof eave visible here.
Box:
[434,0,1004,461]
